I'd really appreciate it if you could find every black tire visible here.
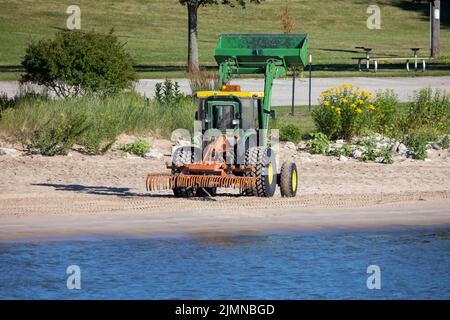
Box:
[171,147,196,198]
[279,162,298,197]
[243,147,277,197]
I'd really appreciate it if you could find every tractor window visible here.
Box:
[241,98,258,130]
[212,105,235,131]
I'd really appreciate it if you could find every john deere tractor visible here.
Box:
[147,34,308,198]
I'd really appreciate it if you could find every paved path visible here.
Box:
[1,76,449,106]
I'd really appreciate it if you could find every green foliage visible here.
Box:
[328,143,353,157]
[29,113,90,156]
[307,132,330,155]
[440,135,450,149]
[313,85,376,139]
[361,138,378,162]
[155,80,186,105]
[21,30,137,98]
[0,91,197,154]
[403,131,436,160]
[371,89,402,139]
[402,88,449,135]
[120,139,150,157]
[379,147,394,164]
[280,124,301,143]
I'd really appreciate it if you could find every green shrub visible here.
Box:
[328,143,353,157]
[403,88,449,134]
[379,147,394,164]
[372,90,402,139]
[120,139,150,157]
[361,138,378,162]
[307,132,330,154]
[21,30,137,98]
[403,131,433,160]
[280,124,302,143]
[440,135,449,149]
[313,84,376,139]
[155,79,186,105]
[29,113,89,156]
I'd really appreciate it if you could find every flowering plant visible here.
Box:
[313,84,376,139]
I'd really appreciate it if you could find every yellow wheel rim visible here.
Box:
[267,163,273,185]
[292,169,297,192]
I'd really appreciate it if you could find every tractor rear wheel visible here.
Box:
[171,147,196,198]
[279,162,298,197]
[243,147,277,197]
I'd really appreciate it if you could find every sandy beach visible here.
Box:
[1,139,449,241]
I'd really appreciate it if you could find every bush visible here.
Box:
[21,30,137,98]
[155,80,187,106]
[361,138,378,162]
[313,84,376,139]
[29,113,89,156]
[403,131,434,160]
[120,139,150,157]
[403,88,449,135]
[307,132,330,154]
[379,147,394,164]
[371,89,402,139]
[440,135,449,149]
[280,124,301,143]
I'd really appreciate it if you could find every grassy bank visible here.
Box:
[0,0,449,75]
[0,91,196,154]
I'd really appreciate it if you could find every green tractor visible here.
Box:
[146,34,308,198]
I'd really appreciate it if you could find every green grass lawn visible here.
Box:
[271,105,316,137]
[0,0,449,79]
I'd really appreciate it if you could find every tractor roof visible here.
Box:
[197,91,264,98]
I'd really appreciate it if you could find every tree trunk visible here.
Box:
[187,4,199,73]
[431,0,440,58]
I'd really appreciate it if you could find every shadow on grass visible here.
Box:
[32,183,172,198]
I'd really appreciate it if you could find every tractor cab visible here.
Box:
[196,86,264,133]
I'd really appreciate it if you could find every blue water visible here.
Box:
[1,226,449,299]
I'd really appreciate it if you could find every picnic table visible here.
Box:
[352,47,432,72]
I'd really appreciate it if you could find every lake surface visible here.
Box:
[1,226,449,299]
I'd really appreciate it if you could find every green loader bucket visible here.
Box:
[214,34,308,69]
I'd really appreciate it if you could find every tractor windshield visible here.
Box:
[212,105,235,131]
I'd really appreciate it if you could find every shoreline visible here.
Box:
[1,198,449,242]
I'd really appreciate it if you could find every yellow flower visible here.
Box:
[341,98,348,104]
[335,107,341,114]
[369,104,376,110]
[323,101,330,106]
[356,108,362,113]
[363,91,372,98]
[331,105,335,109]
[60,112,65,118]
[354,90,360,96]
[358,99,364,105]
[350,103,356,109]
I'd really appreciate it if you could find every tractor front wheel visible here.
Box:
[279,162,298,197]
[244,147,277,197]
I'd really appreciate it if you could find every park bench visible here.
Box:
[352,47,433,72]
